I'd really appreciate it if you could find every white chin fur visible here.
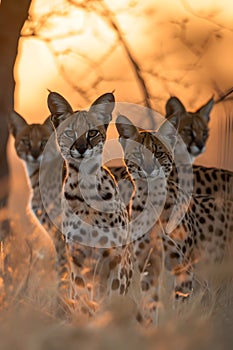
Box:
[190,145,205,156]
[27,155,42,163]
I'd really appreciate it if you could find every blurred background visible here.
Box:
[7,0,233,226]
[13,0,233,169]
[1,2,233,347]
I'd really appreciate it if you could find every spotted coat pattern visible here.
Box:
[48,91,133,316]
[115,114,233,325]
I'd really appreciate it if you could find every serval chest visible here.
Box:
[63,159,129,248]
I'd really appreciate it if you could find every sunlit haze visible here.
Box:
[14,0,233,169]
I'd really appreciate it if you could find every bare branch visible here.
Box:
[100,4,150,102]
[180,0,233,32]
[97,1,155,127]
[215,87,233,104]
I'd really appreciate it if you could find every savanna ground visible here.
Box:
[0,139,232,350]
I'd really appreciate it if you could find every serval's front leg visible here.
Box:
[41,215,72,300]
[68,242,133,319]
[133,229,163,327]
[162,232,194,302]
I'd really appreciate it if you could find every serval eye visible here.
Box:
[65,130,75,138]
[41,140,47,149]
[88,130,99,138]
[183,129,193,136]
[22,139,30,146]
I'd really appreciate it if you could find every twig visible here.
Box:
[99,0,155,128]
[180,0,233,33]
[215,87,233,104]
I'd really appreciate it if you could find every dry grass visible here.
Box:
[1,215,233,350]
[1,148,233,349]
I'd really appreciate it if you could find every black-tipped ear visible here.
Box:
[116,115,140,140]
[196,97,214,123]
[90,92,115,128]
[165,96,186,118]
[8,111,27,137]
[47,92,73,128]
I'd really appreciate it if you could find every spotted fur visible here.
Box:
[115,114,233,325]
[48,92,133,316]
[115,114,189,325]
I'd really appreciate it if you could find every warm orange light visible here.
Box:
[14,0,233,169]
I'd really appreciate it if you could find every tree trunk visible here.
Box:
[0,0,31,227]
[0,0,31,303]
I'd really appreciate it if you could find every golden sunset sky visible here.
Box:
[12,0,233,170]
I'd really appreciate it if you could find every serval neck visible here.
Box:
[25,161,39,177]
[23,162,40,194]
[21,161,42,213]
[132,176,167,204]
[65,157,103,202]
[129,175,167,240]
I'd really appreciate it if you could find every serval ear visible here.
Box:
[43,116,54,133]
[196,96,214,123]
[165,96,186,129]
[90,92,115,129]
[8,111,27,138]
[158,118,178,152]
[116,114,140,149]
[165,96,186,117]
[47,91,73,129]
